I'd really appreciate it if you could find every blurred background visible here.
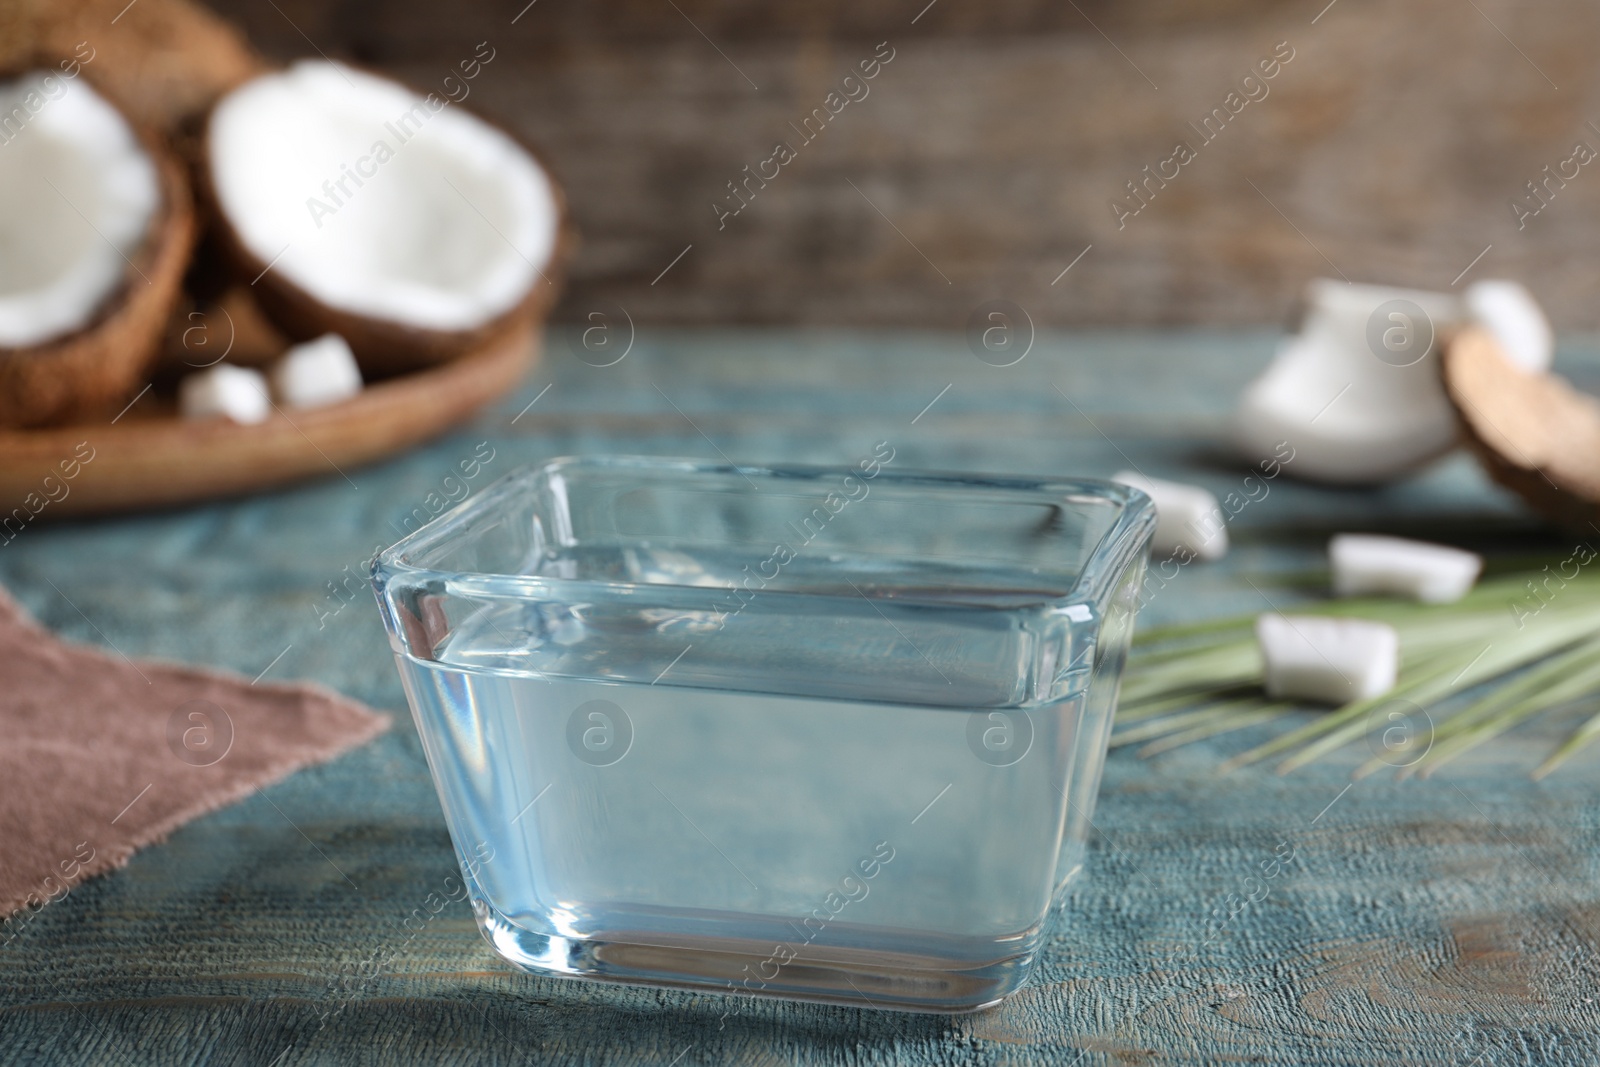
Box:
[205,0,1598,331]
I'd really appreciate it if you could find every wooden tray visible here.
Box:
[0,322,537,519]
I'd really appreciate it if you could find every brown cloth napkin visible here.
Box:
[0,584,388,917]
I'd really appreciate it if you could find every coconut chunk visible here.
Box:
[1329,534,1482,604]
[270,333,361,409]
[1463,280,1552,373]
[1234,279,1463,484]
[179,363,269,424]
[1256,613,1398,705]
[0,70,159,348]
[206,61,562,370]
[1111,471,1228,560]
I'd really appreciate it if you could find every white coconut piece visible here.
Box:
[180,363,271,424]
[1111,471,1228,560]
[270,333,362,409]
[1256,613,1399,705]
[207,60,558,336]
[1235,279,1464,485]
[0,70,160,348]
[1463,280,1552,373]
[1329,534,1483,604]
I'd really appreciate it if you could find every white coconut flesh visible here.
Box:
[1463,280,1552,373]
[0,71,160,349]
[208,61,557,334]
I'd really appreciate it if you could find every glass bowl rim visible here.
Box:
[372,454,1157,617]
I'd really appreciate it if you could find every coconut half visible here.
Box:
[0,68,193,427]
[1443,326,1600,531]
[204,61,567,373]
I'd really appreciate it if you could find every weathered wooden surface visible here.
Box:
[200,0,1600,331]
[1,331,1599,1064]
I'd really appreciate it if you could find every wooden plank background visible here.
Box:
[2,330,1599,1063]
[199,0,1600,331]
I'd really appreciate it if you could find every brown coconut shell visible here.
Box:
[0,0,264,136]
[198,72,574,377]
[1441,325,1600,531]
[0,77,196,429]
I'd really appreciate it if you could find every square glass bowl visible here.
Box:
[372,454,1154,1012]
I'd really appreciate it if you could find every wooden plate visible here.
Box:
[0,321,537,519]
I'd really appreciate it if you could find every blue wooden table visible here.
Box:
[3,330,1599,1065]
